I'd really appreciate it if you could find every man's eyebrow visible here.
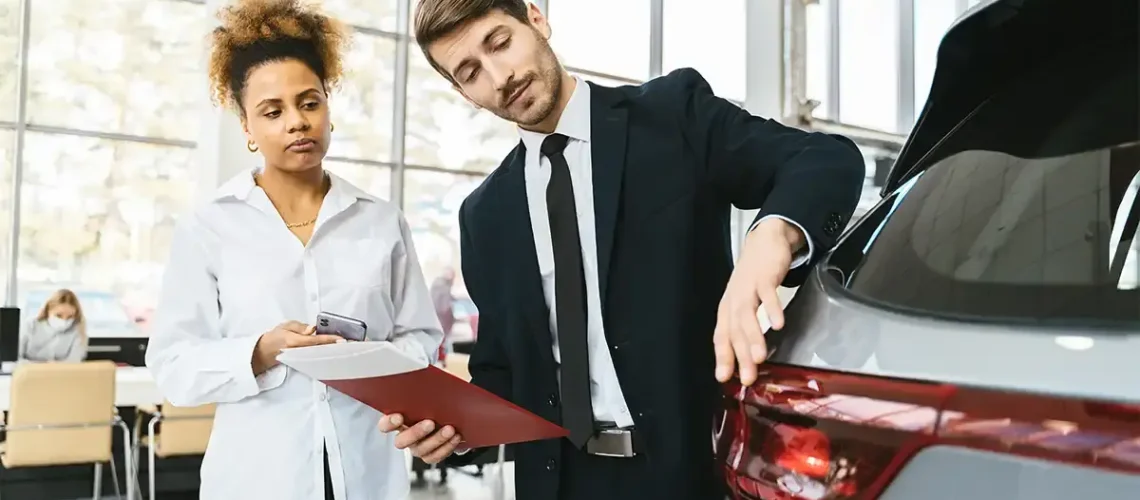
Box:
[449,24,511,77]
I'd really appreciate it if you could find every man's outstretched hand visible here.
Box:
[378,413,464,464]
[713,218,804,386]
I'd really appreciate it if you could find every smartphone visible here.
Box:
[315,311,367,342]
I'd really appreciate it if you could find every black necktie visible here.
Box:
[541,133,594,448]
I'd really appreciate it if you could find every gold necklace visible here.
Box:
[285,217,317,229]
[252,172,322,230]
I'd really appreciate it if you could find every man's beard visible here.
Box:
[489,41,563,126]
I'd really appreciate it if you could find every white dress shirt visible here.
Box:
[145,168,443,500]
[517,78,813,428]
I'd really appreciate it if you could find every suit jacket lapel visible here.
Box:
[498,146,557,366]
[588,82,629,310]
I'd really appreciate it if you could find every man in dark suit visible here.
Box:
[378,1,865,499]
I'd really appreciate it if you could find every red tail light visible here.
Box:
[769,425,831,478]
[716,365,1140,499]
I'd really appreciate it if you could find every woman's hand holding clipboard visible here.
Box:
[276,341,568,454]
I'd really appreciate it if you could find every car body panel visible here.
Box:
[880,446,1140,500]
[765,268,1140,403]
[720,0,1139,497]
[760,0,1140,403]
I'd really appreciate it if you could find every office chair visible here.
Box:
[132,400,215,500]
[0,361,131,500]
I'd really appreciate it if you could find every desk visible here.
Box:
[0,366,161,411]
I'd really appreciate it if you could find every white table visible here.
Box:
[0,365,161,411]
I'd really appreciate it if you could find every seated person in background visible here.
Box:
[19,288,88,363]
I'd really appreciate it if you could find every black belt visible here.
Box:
[584,422,643,458]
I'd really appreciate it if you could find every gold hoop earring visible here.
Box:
[247,140,258,153]
[330,122,335,132]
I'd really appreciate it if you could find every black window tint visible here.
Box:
[839,39,1140,324]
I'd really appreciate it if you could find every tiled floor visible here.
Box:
[71,462,516,500]
[408,463,515,500]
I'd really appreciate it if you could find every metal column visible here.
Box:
[648,0,663,78]
[826,0,840,121]
[4,0,32,306]
[390,0,411,209]
[783,0,808,124]
[897,0,916,133]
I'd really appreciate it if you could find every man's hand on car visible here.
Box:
[714,218,804,386]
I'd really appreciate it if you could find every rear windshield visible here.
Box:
[845,38,1140,324]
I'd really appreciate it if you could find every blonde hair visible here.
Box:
[36,289,87,340]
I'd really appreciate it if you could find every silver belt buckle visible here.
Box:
[585,428,636,457]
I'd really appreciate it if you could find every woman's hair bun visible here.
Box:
[207,0,351,110]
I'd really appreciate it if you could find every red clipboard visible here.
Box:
[277,342,568,449]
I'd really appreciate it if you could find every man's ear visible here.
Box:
[527,2,552,40]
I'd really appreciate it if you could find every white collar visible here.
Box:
[517,76,591,155]
[213,166,376,204]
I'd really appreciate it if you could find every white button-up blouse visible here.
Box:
[145,168,444,500]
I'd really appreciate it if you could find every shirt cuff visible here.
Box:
[749,215,814,269]
[390,332,436,366]
[257,363,287,391]
[238,334,287,394]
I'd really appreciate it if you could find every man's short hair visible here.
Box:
[413,0,531,82]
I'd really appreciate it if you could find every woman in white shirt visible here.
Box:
[144,1,443,499]
[19,288,88,363]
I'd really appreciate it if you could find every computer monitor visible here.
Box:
[86,336,149,366]
[0,307,20,363]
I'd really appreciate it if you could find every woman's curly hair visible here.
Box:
[207,0,352,111]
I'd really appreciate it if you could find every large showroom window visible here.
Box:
[0,0,1004,332]
[8,0,206,329]
[661,0,746,102]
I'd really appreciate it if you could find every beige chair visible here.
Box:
[443,353,471,381]
[132,400,215,500]
[0,361,131,500]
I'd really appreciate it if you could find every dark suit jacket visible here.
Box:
[449,68,865,499]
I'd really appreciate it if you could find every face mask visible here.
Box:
[47,316,73,332]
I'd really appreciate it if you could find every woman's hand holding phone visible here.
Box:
[252,320,344,375]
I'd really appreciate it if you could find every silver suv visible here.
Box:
[716,0,1140,498]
